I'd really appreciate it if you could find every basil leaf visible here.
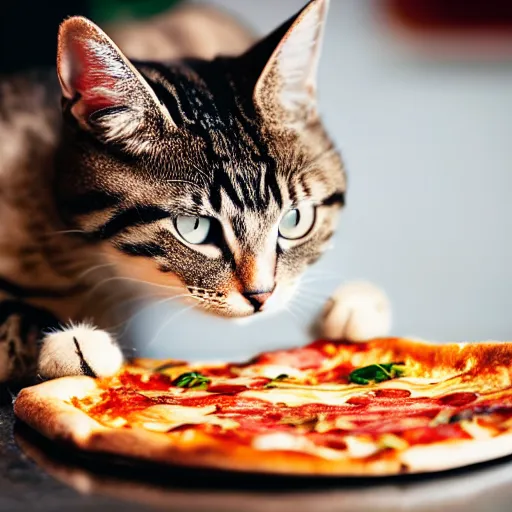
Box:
[173,372,211,389]
[265,373,290,388]
[349,363,406,385]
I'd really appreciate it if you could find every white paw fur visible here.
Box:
[319,281,392,342]
[38,324,124,379]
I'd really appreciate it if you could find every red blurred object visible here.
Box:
[382,0,512,59]
[386,0,512,30]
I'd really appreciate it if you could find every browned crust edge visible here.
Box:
[13,339,512,476]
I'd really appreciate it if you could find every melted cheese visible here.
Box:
[460,420,496,440]
[344,436,380,458]
[129,404,238,432]
[252,432,345,460]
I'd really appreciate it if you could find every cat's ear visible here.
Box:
[57,16,175,146]
[250,0,328,128]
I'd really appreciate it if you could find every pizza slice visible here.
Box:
[14,338,512,476]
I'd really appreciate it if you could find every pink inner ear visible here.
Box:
[67,38,123,117]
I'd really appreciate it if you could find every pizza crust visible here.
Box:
[13,339,512,476]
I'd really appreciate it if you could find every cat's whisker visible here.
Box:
[295,283,331,298]
[76,262,117,281]
[88,275,187,318]
[294,296,317,313]
[300,273,343,284]
[290,305,311,322]
[282,305,302,326]
[296,282,331,294]
[297,280,341,290]
[294,288,330,302]
[287,289,325,318]
[286,292,312,320]
[296,296,328,308]
[115,293,191,337]
[147,302,199,349]
[305,267,343,276]
[41,229,88,238]
[85,275,183,299]
[300,274,342,282]
[301,272,342,281]
[95,290,172,319]
[40,257,108,276]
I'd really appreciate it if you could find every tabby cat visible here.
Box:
[0,0,390,384]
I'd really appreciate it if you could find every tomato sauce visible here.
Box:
[117,371,173,391]
[253,346,326,370]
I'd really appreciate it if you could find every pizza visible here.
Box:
[13,337,512,476]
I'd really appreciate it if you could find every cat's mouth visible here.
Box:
[186,288,261,318]
[185,283,294,319]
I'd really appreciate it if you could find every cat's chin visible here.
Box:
[190,302,255,319]
[232,306,284,326]
[192,302,284,321]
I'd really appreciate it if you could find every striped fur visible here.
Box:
[0,0,345,382]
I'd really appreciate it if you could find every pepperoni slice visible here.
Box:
[363,398,442,416]
[207,384,248,395]
[438,392,478,407]
[375,389,412,399]
[307,431,347,450]
[346,395,373,406]
[87,389,155,416]
[254,347,325,370]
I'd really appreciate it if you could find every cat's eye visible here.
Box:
[278,204,316,240]
[174,216,211,244]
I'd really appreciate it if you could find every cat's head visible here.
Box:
[54,0,345,318]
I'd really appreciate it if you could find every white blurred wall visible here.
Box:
[135,0,512,360]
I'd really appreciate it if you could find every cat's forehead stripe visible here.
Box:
[139,59,291,213]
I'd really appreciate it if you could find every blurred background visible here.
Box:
[1,0,511,361]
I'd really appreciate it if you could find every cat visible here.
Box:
[0,0,390,384]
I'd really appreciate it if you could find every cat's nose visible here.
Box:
[243,290,273,312]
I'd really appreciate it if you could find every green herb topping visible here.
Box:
[348,363,406,385]
[173,372,211,389]
[265,374,290,388]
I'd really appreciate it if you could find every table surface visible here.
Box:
[3,403,512,512]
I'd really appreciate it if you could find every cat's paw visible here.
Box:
[318,281,392,342]
[38,323,124,379]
